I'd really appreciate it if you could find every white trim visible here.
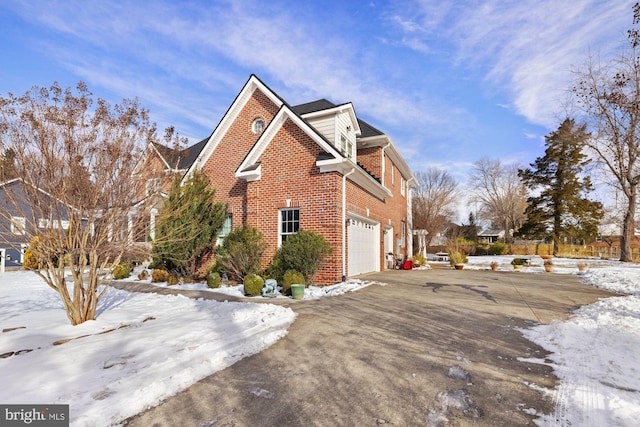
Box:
[300,103,361,136]
[184,75,284,182]
[236,105,344,181]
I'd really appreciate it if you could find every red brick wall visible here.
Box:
[356,146,382,180]
[199,88,410,285]
[201,89,280,222]
[246,119,343,285]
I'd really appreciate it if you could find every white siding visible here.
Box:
[306,116,336,143]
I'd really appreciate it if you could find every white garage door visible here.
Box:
[348,217,380,277]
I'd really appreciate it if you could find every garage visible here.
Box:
[347,215,380,277]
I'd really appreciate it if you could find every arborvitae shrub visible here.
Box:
[281,269,305,295]
[151,269,169,283]
[113,262,132,280]
[243,273,264,296]
[207,272,222,288]
[216,225,266,281]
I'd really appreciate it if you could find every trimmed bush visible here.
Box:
[281,269,306,295]
[489,242,507,255]
[216,225,266,281]
[112,262,132,280]
[151,269,169,283]
[207,272,222,288]
[243,273,264,297]
[167,273,180,286]
[268,230,331,285]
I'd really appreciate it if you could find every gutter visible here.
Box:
[342,168,355,282]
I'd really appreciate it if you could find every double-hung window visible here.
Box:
[11,216,26,235]
[216,214,232,247]
[279,208,299,245]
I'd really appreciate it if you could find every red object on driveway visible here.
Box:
[403,260,413,270]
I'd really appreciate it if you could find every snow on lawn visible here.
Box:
[0,270,296,426]
[514,259,640,427]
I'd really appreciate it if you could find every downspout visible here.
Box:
[342,168,355,282]
[381,141,391,187]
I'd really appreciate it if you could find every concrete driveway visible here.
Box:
[123,268,615,426]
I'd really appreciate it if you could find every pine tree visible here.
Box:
[518,118,604,254]
[151,171,227,277]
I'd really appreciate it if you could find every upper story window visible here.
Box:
[252,118,265,134]
[401,176,406,196]
[11,216,26,235]
[340,134,354,160]
[279,208,299,245]
[146,178,162,197]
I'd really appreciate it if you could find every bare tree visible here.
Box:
[468,158,527,243]
[411,168,459,247]
[572,3,640,261]
[0,82,162,325]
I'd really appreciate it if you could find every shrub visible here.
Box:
[167,273,180,286]
[216,225,266,281]
[281,269,306,295]
[112,262,132,280]
[207,271,222,288]
[489,242,507,255]
[412,253,427,266]
[269,230,331,285]
[137,269,150,280]
[449,251,467,265]
[511,258,528,266]
[23,236,42,270]
[243,273,264,296]
[151,269,169,283]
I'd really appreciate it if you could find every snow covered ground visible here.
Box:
[1,258,639,426]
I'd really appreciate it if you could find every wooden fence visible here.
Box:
[426,243,640,262]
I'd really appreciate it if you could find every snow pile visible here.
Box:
[520,263,640,426]
[0,271,295,426]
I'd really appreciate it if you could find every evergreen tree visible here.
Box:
[517,118,604,253]
[151,171,227,277]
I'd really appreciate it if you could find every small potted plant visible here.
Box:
[511,258,527,270]
[449,251,467,270]
[490,261,499,271]
[544,259,553,273]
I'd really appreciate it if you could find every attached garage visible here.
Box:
[347,215,380,277]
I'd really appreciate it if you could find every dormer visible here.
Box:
[293,100,361,161]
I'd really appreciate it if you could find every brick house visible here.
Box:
[182,75,415,285]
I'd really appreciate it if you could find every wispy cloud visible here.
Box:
[389,0,632,127]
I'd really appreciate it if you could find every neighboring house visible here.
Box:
[182,74,415,285]
[478,229,505,244]
[131,137,208,242]
[0,178,72,270]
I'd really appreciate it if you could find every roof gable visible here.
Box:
[184,75,285,181]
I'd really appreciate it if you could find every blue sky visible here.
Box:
[0,1,633,187]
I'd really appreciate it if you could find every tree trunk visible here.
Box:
[620,184,637,262]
